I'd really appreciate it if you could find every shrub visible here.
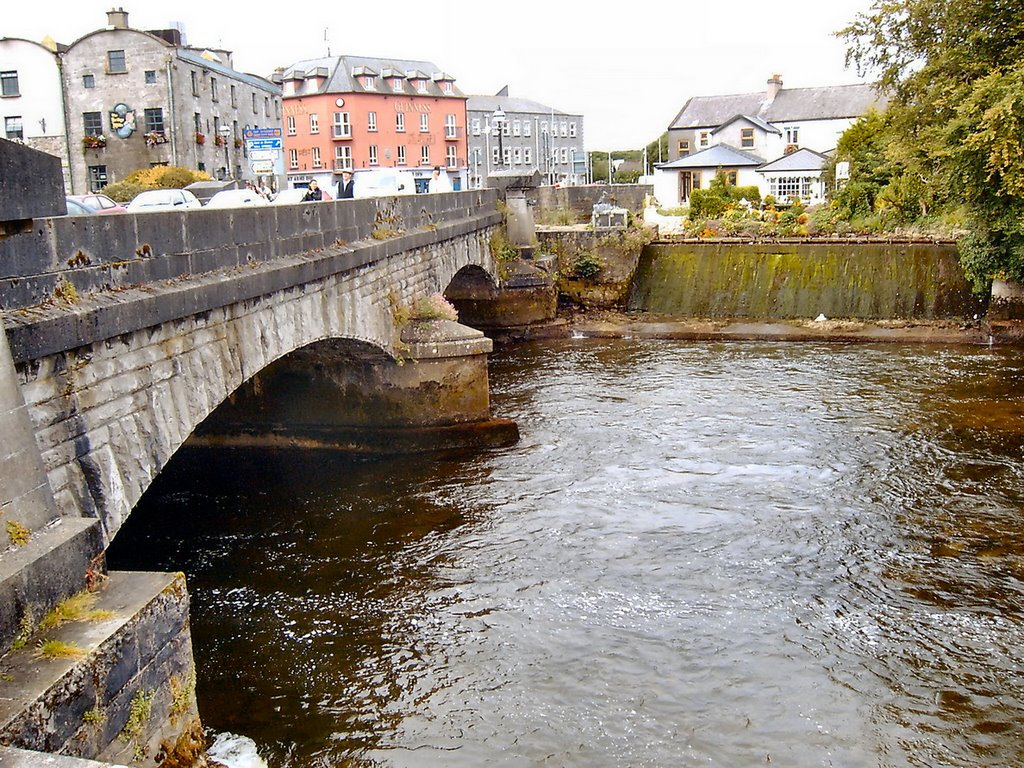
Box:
[571,252,604,279]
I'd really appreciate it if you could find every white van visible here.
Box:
[351,169,417,198]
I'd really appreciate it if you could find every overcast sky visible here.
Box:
[4,0,877,149]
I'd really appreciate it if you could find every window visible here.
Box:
[88,165,107,192]
[391,78,403,93]
[699,131,710,147]
[275,99,280,119]
[472,119,480,136]
[230,85,237,107]
[446,145,457,168]
[523,121,531,138]
[252,93,257,112]
[397,145,406,165]
[396,112,405,132]
[83,111,102,136]
[740,128,754,148]
[312,147,321,168]
[369,144,378,165]
[445,114,457,138]
[191,71,199,96]
[367,111,377,132]
[722,169,738,185]
[420,113,429,133]
[420,145,430,165]
[287,116,296,135]
[501,121,509,137]
[264,96,269,116]
[362,76,376,90]
[769,175,813,201]
[492,147,500,165]
[678,140,690,155]
[309,113,319,134]
[524,147,532,164]
[512,120,521,137]
[83,74,95,89]
[289,149,298,169]
[513,147,522,164]
[334,145,352,170]
[561,121,568,137]
[416,80,428,94]
[4,116,22,139]
[541,121,548,134]
[333,112,351,138]
[144,108,164,134]
[503,147,511,166]
[107,50,127,74]
[443,81,454,95]
[211,77,218,102]
[569,123,577,138]
[194,112,202,133]
[1,70,19,96]
[144,70,157,84]
[785,126,799,145]
[561,147,569,163]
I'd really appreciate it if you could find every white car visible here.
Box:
[205,189,270,209]
[126,189,203,212]
[352,169,416,198]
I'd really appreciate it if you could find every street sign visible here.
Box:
[250,161,275,174]
[248,138,282,151]
[244,128,282,139]
[249,150,277,161]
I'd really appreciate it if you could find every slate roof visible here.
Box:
[757,147,830,173]
[177,47,280,93]
[277,55,464,98]
[657,144,765,169]
[669,83,885,129]
[712,114,781,135]
[466,94,573,117]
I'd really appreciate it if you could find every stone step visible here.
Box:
[0,571,199,766]
[0,746,130,768]
[0,518,102,658]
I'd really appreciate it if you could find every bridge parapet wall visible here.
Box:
[0,191,498,312]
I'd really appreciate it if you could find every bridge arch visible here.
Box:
[14,219,498,544]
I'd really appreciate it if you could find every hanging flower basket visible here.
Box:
[214,134,226,147]
[234,137,243,149]
[144,132,167,147]
[195,132,206,145]
[83,135,106,149]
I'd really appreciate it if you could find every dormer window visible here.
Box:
[363,76,376,90]
[442,81,454,95]
[416,80,428,94]
[391,78,403,93]
[740,128,754,148]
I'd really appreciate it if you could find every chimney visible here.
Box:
[106,7,129,29]
[766,73,783,102]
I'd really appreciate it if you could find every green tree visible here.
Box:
[841,0,1024,291]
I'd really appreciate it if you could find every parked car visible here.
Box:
[67,193,128,214]
[352,169,416,198]
[271,187,334,205]
[63,197,93,216]
[126,189,203,212]
[205,189,270,209]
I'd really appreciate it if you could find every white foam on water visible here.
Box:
[207,732,268,768]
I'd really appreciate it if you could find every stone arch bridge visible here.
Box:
[0,187,503,763]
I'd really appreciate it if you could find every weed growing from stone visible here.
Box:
[169,672,196,721]
[121,688,155,761]
[6,520,30,547]
[39,591,114,631]
[11,614,33,651]
[35,640,86,660]
[83,707,106,726]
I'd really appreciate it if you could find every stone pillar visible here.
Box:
[192,321,519,454]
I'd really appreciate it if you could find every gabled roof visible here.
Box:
[712,114,781,135]
[757,147,830,173]
[466,94,570,117]
[275,55,464,98]
[657,144,765,169]
[669,83,885,130]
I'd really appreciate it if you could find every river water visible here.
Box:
[107,338,1024,767]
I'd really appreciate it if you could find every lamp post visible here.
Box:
[492,106,506,169]
[219,125,231,180]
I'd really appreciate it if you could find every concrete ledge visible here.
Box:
[0,572,196,765]
[0,519,102,657]
[0,746,129,767]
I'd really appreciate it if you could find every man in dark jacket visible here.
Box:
[337,170,355,199]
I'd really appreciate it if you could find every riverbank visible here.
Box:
[497,311,1024,346]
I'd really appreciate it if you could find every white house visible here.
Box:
[655,74,885,207]
[0,37,69,186]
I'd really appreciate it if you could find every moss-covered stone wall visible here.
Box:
[629,242,987,320]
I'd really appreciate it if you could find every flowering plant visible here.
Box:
[83,135,106,149]
[195,132,206,145]
[410,292,458,321]
[144,132,166,147]
[214,134,226,147]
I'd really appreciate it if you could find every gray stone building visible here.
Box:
[466,88,585,188]
[54,9,281,193]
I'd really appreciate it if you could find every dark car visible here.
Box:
[67,193,128,214]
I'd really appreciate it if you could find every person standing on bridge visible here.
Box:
[337,170,355,199]
[302,180,323,202]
